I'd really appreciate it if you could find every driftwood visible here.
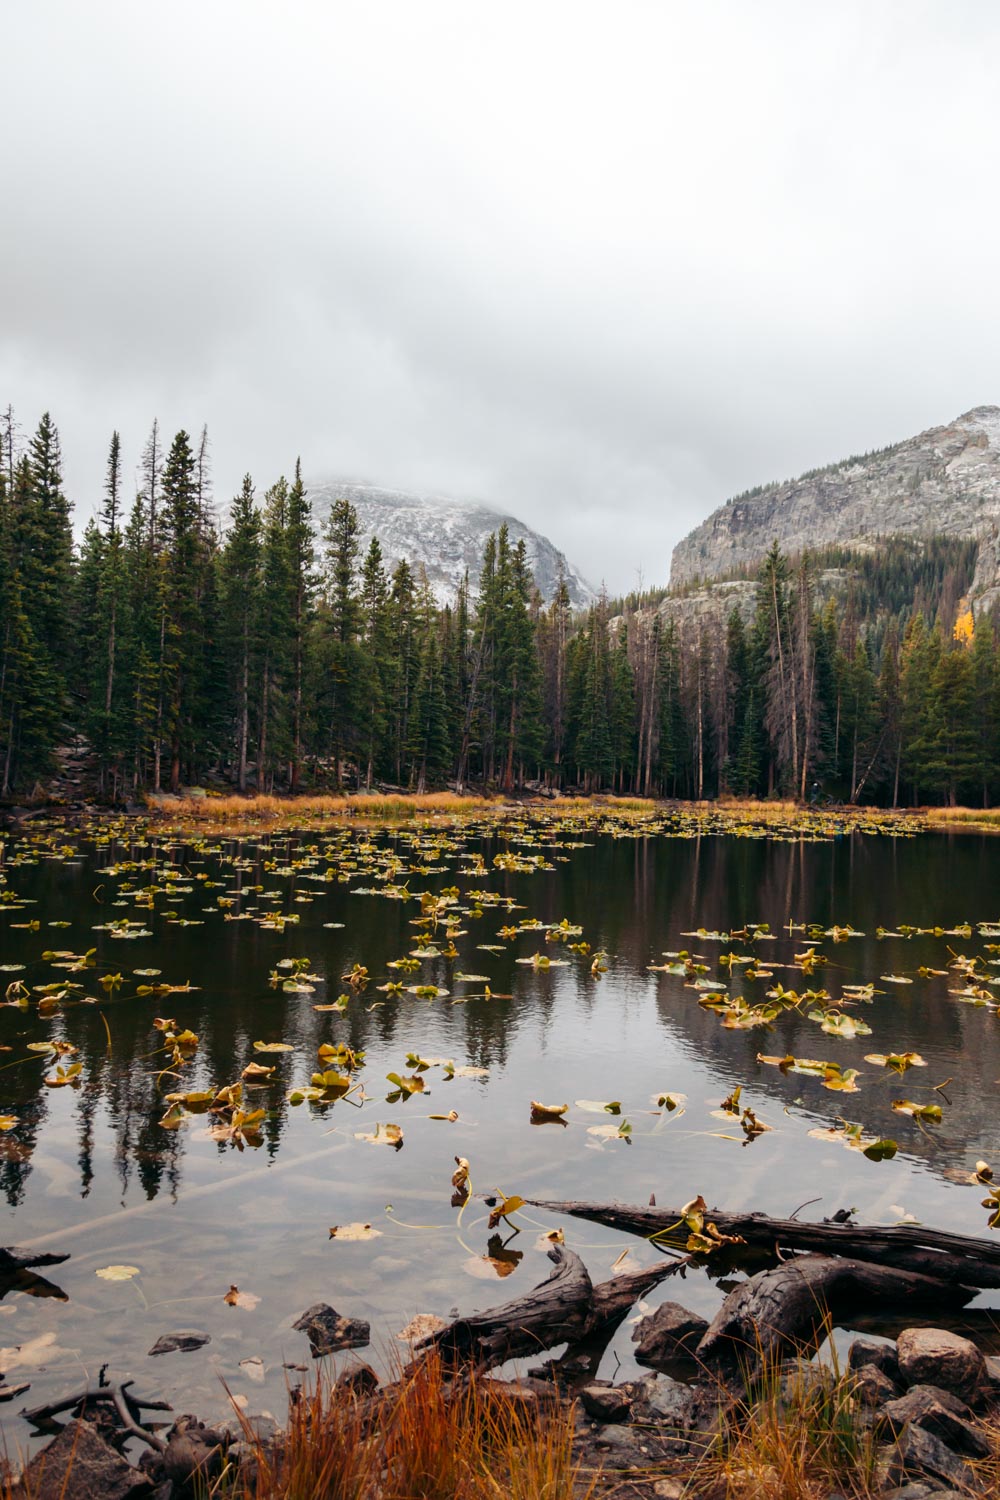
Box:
[415,1245,592,1368]
[0,1245,69,1274]
[529,1199,1000,1291]
[586,1259,679,1339]
[696,1254,974,1366]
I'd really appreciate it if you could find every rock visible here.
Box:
[983,1354,1000,1403]
[890,1423,981,1491]
[335,1362,380,1397]
[896,1328,986,1403]
[292,1303,370,1356]
[217,1414,279,1446]
[669,405,1000,595]
[147,1330,211,1356]
[0,1383,30,1402]
[631,1302,709,1369]
[848,1335,900,1380]
[157,1417,225,1490]
[651,1481,687,1499]
[879,1385,990,1459]
[14,1418,151,1500]
[883,1486,968,1500]
[853,1362,901,1407]
[579,1382,633,1423]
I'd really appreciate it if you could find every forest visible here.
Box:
[0,409,994,807]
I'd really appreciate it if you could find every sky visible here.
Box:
[3,2,1000,593]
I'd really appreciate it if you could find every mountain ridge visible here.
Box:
[670,405,1000,598]
[305,480,595,608]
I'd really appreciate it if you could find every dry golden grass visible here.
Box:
[227,1352,595,1500]
[146,790,501,827]
[689,1351,879,1500]
[924,805,1000,833]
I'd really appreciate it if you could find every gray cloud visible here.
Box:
[3,0,1000,590]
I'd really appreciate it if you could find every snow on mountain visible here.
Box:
[305,481,595,608]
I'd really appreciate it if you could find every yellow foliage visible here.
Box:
[954,608,975,647]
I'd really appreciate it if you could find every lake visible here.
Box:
[2,807,1000,1452]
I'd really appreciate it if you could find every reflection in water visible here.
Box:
[1,817,1000,1448]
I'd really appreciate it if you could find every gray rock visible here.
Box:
[14,1418,151,1500]
[890,1423,981,1491]
[160,1433,221,1489]
[896,1328,986,1403]
[217,1413,279,1445]
[335,1362,380,1397]
[631,1302,709,1369]
[147,1329,211,1356]
[292,1302,370,1357]
[853,1362,901,1407]
[670,405,1000,594]
[579,1382,634,1423]
[880,1384,990,1459]
[848,1335,900,1380]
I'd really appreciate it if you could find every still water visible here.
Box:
[1,813,999,1450]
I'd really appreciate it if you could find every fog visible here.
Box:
[3,1,999,590]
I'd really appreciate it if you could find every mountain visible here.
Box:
[305,481,595,608]
[670,406,1000,595]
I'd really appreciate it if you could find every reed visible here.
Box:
[225,1352,594,1500]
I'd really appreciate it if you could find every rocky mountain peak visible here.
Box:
[305,480,595,609]
[670,407,1000,591]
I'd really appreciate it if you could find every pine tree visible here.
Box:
[220,476,262,792]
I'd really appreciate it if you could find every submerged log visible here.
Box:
[414,1245,592,1368]
[529,1199,1000,1290]
[696,1253,974,1366]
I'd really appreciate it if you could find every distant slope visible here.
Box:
[670,406,1000,590]
[306,481,595,608]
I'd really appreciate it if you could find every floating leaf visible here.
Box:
[892,1100,943,1122]
[224,1285,261,1309]
[864,1052,926,1073]
[96,1264,140,1281]
[529,1100,568,1121]
[329,1223,381,1241]
[356,1122,403,1148]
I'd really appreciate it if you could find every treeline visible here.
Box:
[0,410,996,806]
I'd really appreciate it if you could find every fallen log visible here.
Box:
[696,1253,975,1366]
[529,1199,1000,1290]
[0,1246,69,1274]
[585,1259,680,1339]
[414,1244,592,1368]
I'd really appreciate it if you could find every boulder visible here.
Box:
[896,1328,986,1403]
[888,1423,981,1492]
[579,1382,634,1423]
[147,1330,210,1356]
[848,1335,900,1381]
[631,1302,709,1369]
[292,1303,370,1357]
[853,1362,901,1407]
[14,1419,151,1500]
[880,1384,990,1458]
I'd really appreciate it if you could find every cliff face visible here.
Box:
[670,407,1000,589]
[306,480,595,608]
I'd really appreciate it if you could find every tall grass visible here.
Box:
[690,1345,880,1500]
[147,791,501,827]
[925,805,1000,832]
[226,1352,594,1500]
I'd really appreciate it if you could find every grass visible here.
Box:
[688,1351,881,1500]
[221,1351,595,1500]
[147,790,503,826]
[925,805,1000,833]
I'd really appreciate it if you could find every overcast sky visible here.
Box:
[3,2,1000,592]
